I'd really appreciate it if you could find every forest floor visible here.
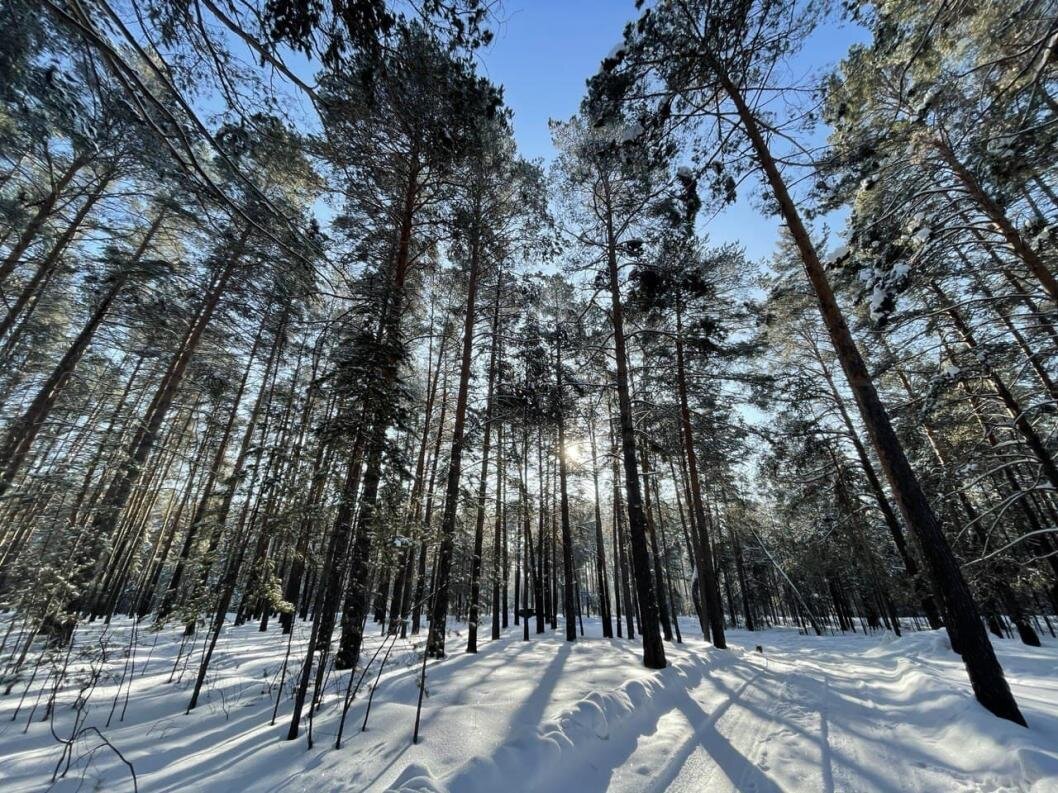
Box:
[1,615,1056,792]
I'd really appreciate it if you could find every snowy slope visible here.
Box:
[1,616,1056,792]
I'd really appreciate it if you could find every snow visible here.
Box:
[986,137,1015,156]
[2,616,1057,792]
[825,244,850,268]
[1033,224,1058,247]
[869,281,890,322]
[620,123,644,144]
[915,87,938,116]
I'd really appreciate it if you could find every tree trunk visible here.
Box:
[555,333,577,641]
[602,198,666,669]
[720,66,1024,725]
[934,138,1058,304]
[674,299,726,648]
[0,154,88,286]
[70,232,245,624]
[427,217,483,658]
[0,171,112,348]
[811,337,942,628]
[491,423,506,640]
[0,211,164,499]
[467,270,502,652]
[588,406,613,638]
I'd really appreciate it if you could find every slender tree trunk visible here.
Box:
[521,432,531,641]
[0,155,88,287]
[555,333,577,641]
[638,441,673,641]
[0,171,112,348]
[610,407,634,640]
[413,365,451,635]
[491,423,506,641]
[674,299,726,648]
[588,406,613,638]
[811,337,942,628]
[69,233,245,625]
[719,66,1024,725]
[428,217,483,658]
[535,431,547,635]
[467,270,502,652]
[0,212,164,498]
[934,138,1058,304]
[602,198,665,669]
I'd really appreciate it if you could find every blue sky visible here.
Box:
[479,1,634,162]
[479,1,869,261]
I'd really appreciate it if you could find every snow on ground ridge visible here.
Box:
[1,617,1057,792]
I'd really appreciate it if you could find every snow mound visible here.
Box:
[389,763,445,792]
[3,618,1057,792]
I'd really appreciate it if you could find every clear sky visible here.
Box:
[478,1,869,261]
[479,1,634,163]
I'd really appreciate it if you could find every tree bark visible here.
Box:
[588,406,614,637]
[674,298,726,647]
[555,332,577,641]
[428,214,483,658]
[467,270,503,652]
[719,66,1024,725]
[602,197,666,669]
[0,154,89,287]
[0,211,164,498]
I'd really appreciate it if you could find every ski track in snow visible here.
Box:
[1,616,1056,792]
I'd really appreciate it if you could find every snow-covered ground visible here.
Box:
[1,616,1056,792]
